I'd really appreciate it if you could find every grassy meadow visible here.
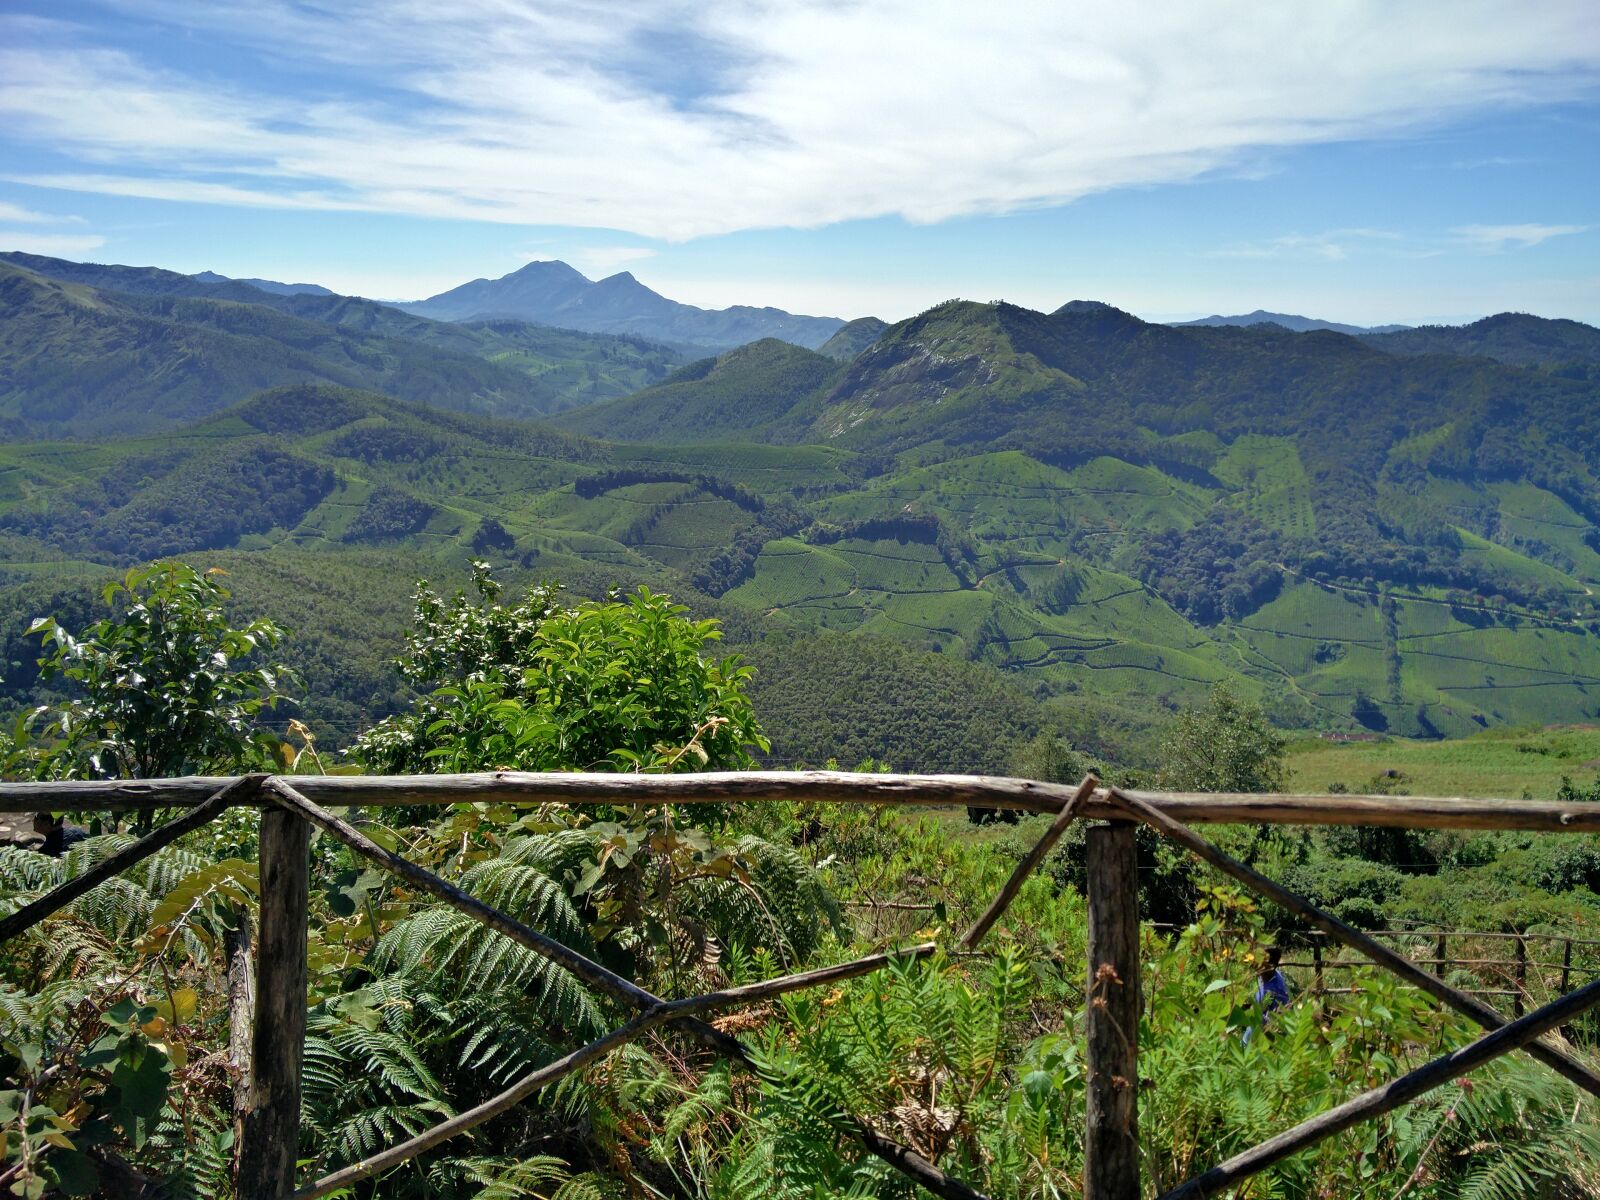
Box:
[1287,723,1600,799]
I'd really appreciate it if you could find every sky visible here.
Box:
[2,1,1598,326]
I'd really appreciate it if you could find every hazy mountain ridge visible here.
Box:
[1176,309,1410,335]
[0,253,688,435]
[819,316,889,359]
[192,270,334,297]
[1362,312,1600,371]
[402,259,849,350]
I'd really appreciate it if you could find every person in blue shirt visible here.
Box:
[1244,945,1291,1044]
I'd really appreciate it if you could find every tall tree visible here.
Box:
[1158,682,1287,793]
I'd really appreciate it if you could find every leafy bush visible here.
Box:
[350,564,766,774]
[24,562,294,780]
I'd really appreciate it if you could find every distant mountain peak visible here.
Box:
[1362,309,1600,369]
[1053,299,1121,314]
[402,258,848,351]
[512,259,586,278]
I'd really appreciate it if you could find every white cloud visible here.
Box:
[0,200,84,224]
[0,231,107,256]
[1,3,1598,239]
[1452,223,1589,250]
[1208,229,1404,261]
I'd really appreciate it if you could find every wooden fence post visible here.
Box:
[1312,938,1324,993]
[1085,822,1140,1200]
[236,807,310,1200]
[225,907,255,1162]
[1435,932,1447,979]
[1514,935,1527,1018]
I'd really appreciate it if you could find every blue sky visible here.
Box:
[2,2,1597,325]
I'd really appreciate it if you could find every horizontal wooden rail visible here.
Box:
[1285,956,1592,972]
[5,771,1600,831]
[1153,924,1600,950]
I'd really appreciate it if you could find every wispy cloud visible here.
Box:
[1452,223,1589,250]
[1208,229,1403,261]
[2,4,1598,239]
[1440,155,1538,169]
[0,231,106,256]
[0,200,85,224]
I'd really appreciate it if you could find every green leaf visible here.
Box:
[106,1048,171,1147]
[144,859,259,936]
[49,1150,100,1196]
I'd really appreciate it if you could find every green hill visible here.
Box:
[554,339,842,442]
[0,255,685,436]
[6,290,1600,748]
[818,316,889,360]
[1363,312,1600,372]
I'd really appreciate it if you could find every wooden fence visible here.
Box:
[3,770,1600,1199]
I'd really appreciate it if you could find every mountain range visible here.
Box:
[400,259,848,350]
[0,251,687,437]
[5,249,1600,754]
[190,270,335,296]
[1175,309,1411,335]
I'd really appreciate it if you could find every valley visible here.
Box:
[5,252,1600,765]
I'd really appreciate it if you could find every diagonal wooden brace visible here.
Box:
[1160,970,1600,1197]
[960,774,1096,950]
[293,942,943,1199]
[0,774,264,944]
[264,777,992,1200]
[1103,785,1600,1100]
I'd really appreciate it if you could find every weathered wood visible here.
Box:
[854,1121,992,1200]
[0,775,261,944]
[1085,822,1140,1200]
[1160,972,1600,1198]
[260,778,726,1049]
[6,772,1600,833]
[293,941,941,1199]
[1514,935,1527,1017]
[262,780,982,1198]
[1097,787,1600,832]
[1562,937,1576,1040]
[236,806,310,1200]
[960,775,1095,949]
[1434,932,1446,979]
[224,906,255,1164]
[1106,787,1600,1099]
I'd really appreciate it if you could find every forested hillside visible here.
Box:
[4,276,1600,744]
[1363,311,1600,371]
[0,255,685,436]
